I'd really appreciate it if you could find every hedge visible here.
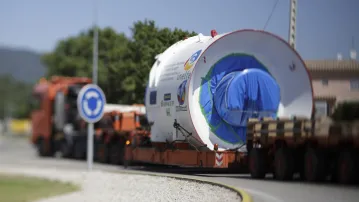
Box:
[331,101,359,121]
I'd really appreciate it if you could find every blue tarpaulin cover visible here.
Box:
[199,54,280,145]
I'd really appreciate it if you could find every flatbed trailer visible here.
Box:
[124,117,359,184]
[125,142,247,169]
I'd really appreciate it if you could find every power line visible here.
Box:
[263,0,280,30]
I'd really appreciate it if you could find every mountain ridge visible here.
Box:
[0,46,47,83]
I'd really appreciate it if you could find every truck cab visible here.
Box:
[30,76,92,157]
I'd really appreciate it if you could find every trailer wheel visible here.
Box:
[335,150,358,184]
[249,148,267,179]
[96,142,109,164]
[109,141,125,165]
[303,148,327,182]
[274,148,294,181]
[124,158,131,169]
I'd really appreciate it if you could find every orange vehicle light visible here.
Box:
[213,144,218,151]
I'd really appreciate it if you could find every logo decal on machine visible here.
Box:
[177,80,187,105]
[163,93,171,101]
[161,93,174,107]
[176,80,188,112]
[184,49,202,71]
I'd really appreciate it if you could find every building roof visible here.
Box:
[305,60,359,72]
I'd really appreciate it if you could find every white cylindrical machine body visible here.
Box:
[145,30,313,151]
[104,104,146,114]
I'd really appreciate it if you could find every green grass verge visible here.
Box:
[0,173,80,202]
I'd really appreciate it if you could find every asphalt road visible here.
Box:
[1,135,359,202]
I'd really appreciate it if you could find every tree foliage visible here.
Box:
[331,101,359,121]
[42,19,197,104]
[0,75,32,119]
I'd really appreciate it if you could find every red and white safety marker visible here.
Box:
[215,153,223,167]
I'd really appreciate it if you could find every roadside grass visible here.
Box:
[0,173,79,202]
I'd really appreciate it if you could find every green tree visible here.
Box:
[42,27,130,103]
[0,75,32,119]
[124,19,196,103]
[42,19,197,104]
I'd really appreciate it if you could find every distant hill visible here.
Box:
[0,46,46,83]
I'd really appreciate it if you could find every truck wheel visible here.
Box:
[60,140,73,158]
[249,148,267,179]
[73,140,85,160]
[335,150,358,184]
[36,139,47,157]
[274,148,294,181]
[304,148,327,182]
[109,141,125,165]
[37,138,53,157]
[96,142,109,164]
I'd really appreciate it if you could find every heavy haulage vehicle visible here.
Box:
[30,76,147,161]
[30,29,359,184]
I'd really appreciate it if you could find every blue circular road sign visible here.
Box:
[77,84,106,123]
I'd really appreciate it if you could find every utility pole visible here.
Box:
[350,36,357,60]
[288,0,297,49]
[93,0,99,85]
[87,0,98,172]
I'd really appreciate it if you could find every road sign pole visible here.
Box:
[87,123,94,171]
[87,0,99,171]
[77,84,105,172]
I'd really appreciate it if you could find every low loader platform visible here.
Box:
[124,117,359,184]
[124,143,247,169]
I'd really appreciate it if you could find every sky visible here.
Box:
[0,0,358,59]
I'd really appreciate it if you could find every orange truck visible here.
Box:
[31,76,91,158]
[30,76,148,161]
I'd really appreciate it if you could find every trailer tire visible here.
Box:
[304,148,327,182]
[124,158,131,169]
[335,150,358,184]
[109,141,125,165]
[274,148,294,181]
[249,148,267,179]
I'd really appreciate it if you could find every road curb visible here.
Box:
[111,169,253,202]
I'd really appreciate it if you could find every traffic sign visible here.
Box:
[77,84,106,123]
[77,84,106,171]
